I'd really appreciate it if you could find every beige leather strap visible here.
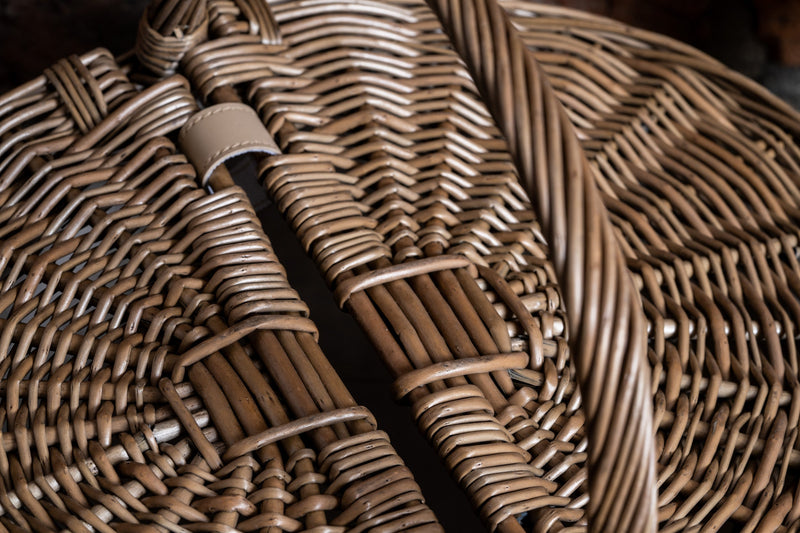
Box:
[179,103,279,185]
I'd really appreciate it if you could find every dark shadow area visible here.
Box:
[0,0,144,91]
[224,156,486,530]
[257,202,487,532]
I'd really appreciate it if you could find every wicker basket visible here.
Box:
[126,0,800,531]
[0,49,443,532]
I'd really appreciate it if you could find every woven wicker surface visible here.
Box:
[0,49,443,532]
[129,0,800,531]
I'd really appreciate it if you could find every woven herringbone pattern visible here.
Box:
[134,0,800,531]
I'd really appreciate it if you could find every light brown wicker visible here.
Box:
[128,0,800,531]
[0,49,443,532]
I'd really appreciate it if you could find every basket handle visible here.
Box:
[136,0,281,77]
[422,0,658,530]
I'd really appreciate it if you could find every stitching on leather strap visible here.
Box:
[179,103,280,185]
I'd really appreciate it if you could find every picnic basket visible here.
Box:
[128,0,800,531]
[0,48,443,532]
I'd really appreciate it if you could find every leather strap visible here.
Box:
[179,103,279,185]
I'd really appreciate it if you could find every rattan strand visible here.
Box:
[0,48,442,532]
[131,0,800,531]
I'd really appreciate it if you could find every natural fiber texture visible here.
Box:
[0,49,442,532]
[424,0,657,529]
[132,0,800,531]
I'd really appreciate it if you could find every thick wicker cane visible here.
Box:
[421,0,657,530]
